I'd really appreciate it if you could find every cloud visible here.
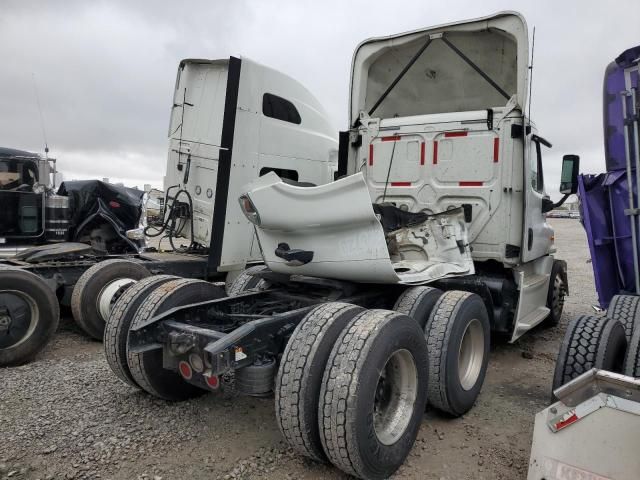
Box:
[1,0,639,197]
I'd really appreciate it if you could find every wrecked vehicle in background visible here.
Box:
[56,179,146,253]
[0,147,146,258]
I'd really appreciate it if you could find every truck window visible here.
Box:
[530,140,544,193]
[0,160,38,190]
[262,93,301,124]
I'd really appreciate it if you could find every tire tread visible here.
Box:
[275,302,362,462]
[104,274,176,387]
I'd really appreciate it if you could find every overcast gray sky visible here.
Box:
[2,0,639,197]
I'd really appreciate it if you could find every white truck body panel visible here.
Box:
[528,370,640,480]
[245,172,473,284]
[164,57,338,272]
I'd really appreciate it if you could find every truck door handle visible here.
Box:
[275,242,314,266]
[528,228,533,250]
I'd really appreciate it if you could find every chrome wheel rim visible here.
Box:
[97,278,136,322]
[458,319,484,391]
[373,349,418,445]
[0,290,39,348]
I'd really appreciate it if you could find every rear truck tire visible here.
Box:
[71,259,151,340]
[545,260,568,327]
[606,294,640,342]
[275,302,365,462]
[552,315,627,394]
[319,309,428,480]
[126,278,225,401]
[425,290,490,416]
[393,286,443,329]
[0,269,60,366]
[104,274,178,388]
[226,265,270,296]
[624,325,640,378]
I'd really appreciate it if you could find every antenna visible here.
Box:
[32,73,49,157]
[527,27,536,125]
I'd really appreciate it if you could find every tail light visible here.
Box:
[204,374,220,390]
[238,194,261,225]
[178,361,193,380]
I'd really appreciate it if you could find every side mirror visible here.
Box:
[560,154,580,194]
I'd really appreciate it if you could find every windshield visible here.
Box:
[364,29,517,118]
[0,159,38,190]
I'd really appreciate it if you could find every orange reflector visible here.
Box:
[555,413,578,431]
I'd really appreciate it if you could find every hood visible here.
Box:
[350,11,529,124]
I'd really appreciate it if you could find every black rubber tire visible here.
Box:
[126,278,225,401]
[624,325,640,378]
[104,274,178,388]
[275,302,365,462]
[552,315,627,394]
[606,294,640,342]
[0,269,60,366]
[544,260,567,327]
[226,265,269,296]
[425,290,490,416]
[71,259,151,340]
[319,309,428,480]
[393,286,443,329]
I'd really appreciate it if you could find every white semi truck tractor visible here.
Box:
[0,56,338,365]
[103,11,579,479]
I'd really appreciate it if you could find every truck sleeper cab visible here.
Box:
[0,56,338,366]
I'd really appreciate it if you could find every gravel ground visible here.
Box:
[0,218,597,480]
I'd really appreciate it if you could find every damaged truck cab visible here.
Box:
[247,11,575,342]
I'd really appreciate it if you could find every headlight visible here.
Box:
[238,194,261,225]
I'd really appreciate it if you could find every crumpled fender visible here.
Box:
[243,172,474,285]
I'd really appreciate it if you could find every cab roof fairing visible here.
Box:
[348,11,529,124]
[174,56,337,147]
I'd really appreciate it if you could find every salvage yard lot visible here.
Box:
[1,218,594,480]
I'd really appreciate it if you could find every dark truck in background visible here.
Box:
[0,146,146,258]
